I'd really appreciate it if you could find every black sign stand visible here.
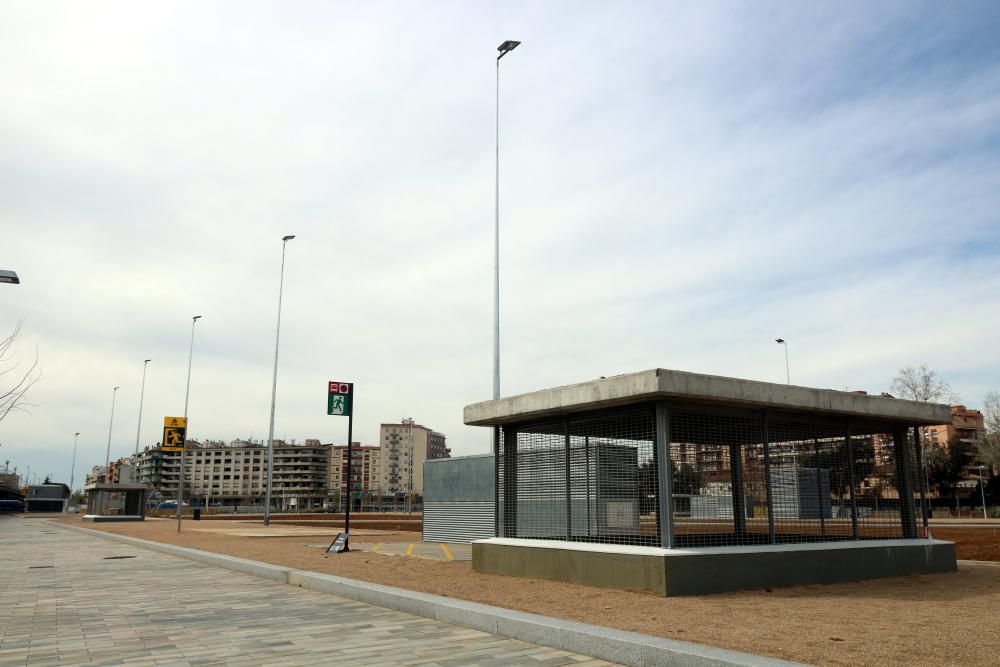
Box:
[343,397,353,552]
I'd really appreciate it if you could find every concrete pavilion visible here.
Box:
[465,369,957,595]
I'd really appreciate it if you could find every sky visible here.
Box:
[2,1,999,488]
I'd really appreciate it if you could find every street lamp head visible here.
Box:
[0,270,19,284]
[75,432,80,436]
[775,338,785,344]
[497,40,521,59]
[113,386,120,391]
[193,315,202,322]
[282,235,296,242]
[144,359,151,363]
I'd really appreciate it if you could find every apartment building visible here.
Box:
[379,419,450,496]
[329,443,382,499]
[136,439,330,510]
[923,405,985,450]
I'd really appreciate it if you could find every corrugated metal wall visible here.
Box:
[422,455,495,544]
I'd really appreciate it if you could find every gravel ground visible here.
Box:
[57,517,1000,667]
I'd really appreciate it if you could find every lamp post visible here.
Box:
[176,315,202,532]
[105,386,120,474]
[264,235,295,527]
[775,338,790,385]
[134,360,151,457]
[68,432,80,512]
[494,39,520,453]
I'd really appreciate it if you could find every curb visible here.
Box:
[52,522,804,667]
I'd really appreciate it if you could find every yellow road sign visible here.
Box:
[162,416,186,452]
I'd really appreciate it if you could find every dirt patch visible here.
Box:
[55,517,999,667]
[933,527,1000,561]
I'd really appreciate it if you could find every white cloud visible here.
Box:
[1,1,998,485]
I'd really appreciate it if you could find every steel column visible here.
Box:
[893,428,918,539]
[654,402,674,548]
[844,420,860,540]
[761,411,777,544]
[729,441,748,537]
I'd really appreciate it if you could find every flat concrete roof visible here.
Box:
[463,368,951,426]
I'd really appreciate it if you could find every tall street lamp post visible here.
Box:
[775,338,790,385]
[68,432,80,511]
[494,39,520,453]
[105,386,120,474]
[264,235,295,527]
[134,360,151,457]
[176,315,202,532]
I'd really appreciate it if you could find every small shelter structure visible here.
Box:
[25,483,70,512]
[83,483,148,521]
[465,369,957,595]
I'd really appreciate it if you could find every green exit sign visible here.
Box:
[328,381,353,416]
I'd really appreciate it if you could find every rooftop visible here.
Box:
[464,368,951,427]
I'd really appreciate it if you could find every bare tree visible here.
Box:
[976,391,1000,470]
[889,364,958,404]
[983,391,1000,435]
[0,321,40,423]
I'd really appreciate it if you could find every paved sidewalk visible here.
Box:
[0,517,615,666]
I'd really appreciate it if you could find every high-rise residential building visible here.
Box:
[378,419,449,497]
[329,443,382,499]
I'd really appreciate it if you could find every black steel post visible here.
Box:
[564,417,572,538]
[502,427,518,537]
[654,402,674,548]
[912,426,930,537]
[729,441,747,538]
[844,420,860,540]
[493,426,500,538]
[761,411,777,544]
[344,405,353,551]
[813,438,825,537]
[893,428,918,539]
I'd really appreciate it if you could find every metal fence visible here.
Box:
[496,402,927,548]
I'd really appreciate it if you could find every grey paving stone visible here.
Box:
[0,518,613,666]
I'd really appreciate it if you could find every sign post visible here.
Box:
[327,381,353,552]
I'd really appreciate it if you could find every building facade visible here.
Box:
[136,439,330,510]
[379,419,450,496]
[329,443,382,500]
[923,405,985,450]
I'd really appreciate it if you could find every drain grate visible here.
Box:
[29,565,54,569]
[102,556,137,560]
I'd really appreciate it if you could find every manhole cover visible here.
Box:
[102,556,137,560]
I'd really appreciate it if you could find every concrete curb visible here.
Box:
[53,522,804,667]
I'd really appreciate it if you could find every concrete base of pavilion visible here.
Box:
[472,537,957,596]
[82,514,145,522]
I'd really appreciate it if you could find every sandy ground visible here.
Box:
[57,517,1000,667]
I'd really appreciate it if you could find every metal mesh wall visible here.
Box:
[496,401,927,547]
[497,408,656,546]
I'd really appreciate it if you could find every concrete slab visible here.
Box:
[473,537,958,595]
[464,368,951,426]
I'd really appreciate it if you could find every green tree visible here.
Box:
[926,438,973,504]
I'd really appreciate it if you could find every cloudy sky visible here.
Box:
[2,1,999,487]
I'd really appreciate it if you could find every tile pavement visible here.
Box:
[0,517,617,666]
